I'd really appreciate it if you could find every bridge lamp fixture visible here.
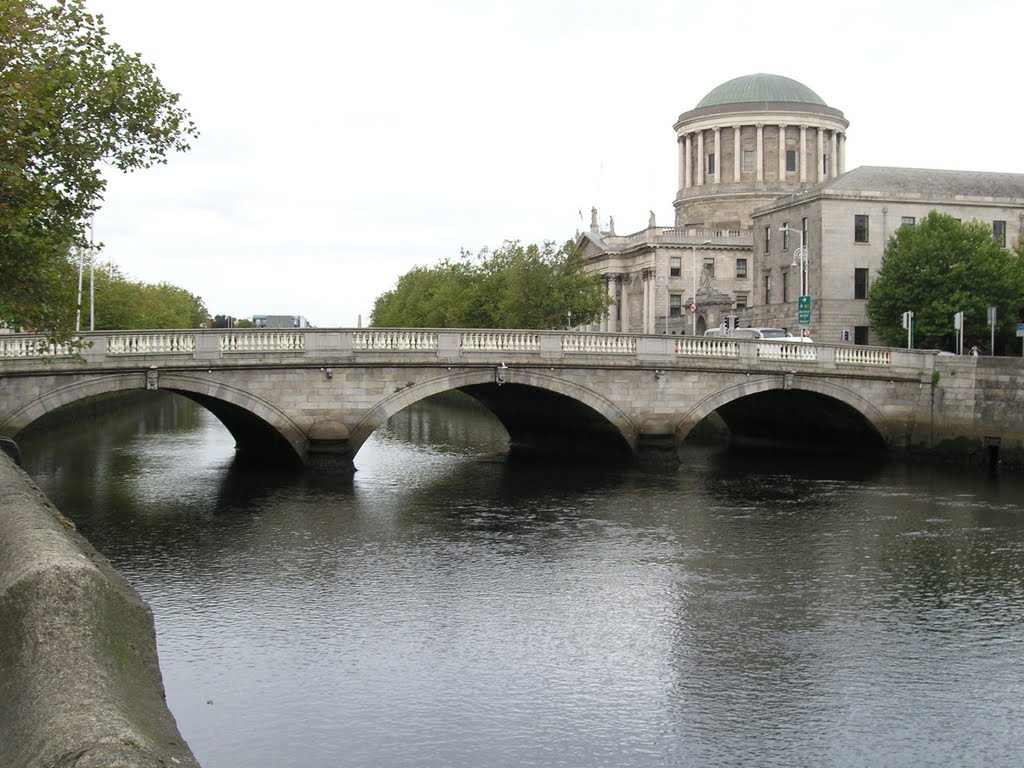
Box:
[779,225,806,297]
[692,240,712,335]
[321,367,333,380]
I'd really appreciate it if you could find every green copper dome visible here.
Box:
[696,74,827,109]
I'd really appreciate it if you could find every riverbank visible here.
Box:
[0,453,200,768]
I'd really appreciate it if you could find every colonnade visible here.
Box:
[601,270,685,335]
[678,124,845,190]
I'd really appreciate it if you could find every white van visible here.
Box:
[704,327,811,342]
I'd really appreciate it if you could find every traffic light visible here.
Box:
[723,316,731,330]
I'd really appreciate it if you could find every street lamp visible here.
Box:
[692,239,712,335]
[780,225,807,329]
[779,225,806,296]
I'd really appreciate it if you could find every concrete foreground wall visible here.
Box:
[0,454,200,768]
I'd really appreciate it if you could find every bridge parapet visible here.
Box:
[0,328,930,375]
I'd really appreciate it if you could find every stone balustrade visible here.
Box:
[108,332,197,355]
[221,331,304,353]
[460,331,540,352]
[0,328,914,371]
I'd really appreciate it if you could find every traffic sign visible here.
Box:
[797,295,811,325]
[1017,322,1024,338]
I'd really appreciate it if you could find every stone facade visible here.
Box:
[749,167,1024,344]
[579,73,1024,342]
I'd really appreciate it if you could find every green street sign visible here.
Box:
[797,295,811,325]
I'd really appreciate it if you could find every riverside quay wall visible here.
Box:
[0,454,199,768]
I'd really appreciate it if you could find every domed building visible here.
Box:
[673,73,849,230]
[578,72,1024,344]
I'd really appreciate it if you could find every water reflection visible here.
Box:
[19,393,1024,768]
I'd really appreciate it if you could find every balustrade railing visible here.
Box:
[0,335,75,358]
[461,331,540,352]
[0,328,913,372]
[561,334,636,354]
[221,331,304,353]
[835,346,891,366]
[108,333,196,355]
[353,330,438,351]
[674,338,741,357]
[756,342,818,362]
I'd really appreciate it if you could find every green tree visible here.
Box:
[90,262,206,329]
[867,211,1024,352]
[0,0,198,339]
[370,240,609,329]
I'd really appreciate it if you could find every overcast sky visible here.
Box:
[86,0,1024,327]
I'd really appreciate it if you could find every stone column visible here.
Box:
[733,126,741,182]
[650,272,658,334]
[817,127,825,183]
[713,127,721,184]
[604,276,615,333]
[684,134,692,189]
[756,124,764,182]
[678,138,686,193]
[620,274,630,333]
[837,132,846,175]
[830,130,838,177]
[799,125,808,183]
[697,131,705,186]
[778,124,787,180]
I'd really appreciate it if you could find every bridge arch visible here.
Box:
[349,368,641,459]
[675,375,893,449]
[5,372,307,465]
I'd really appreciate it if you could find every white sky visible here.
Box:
[86,0,1024,327]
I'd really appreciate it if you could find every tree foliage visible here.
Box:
[89,262,207,329]
[370,240,610,329]
[0,0,198,337]
[867,212,1024,352]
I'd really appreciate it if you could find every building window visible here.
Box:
[994,220,1007,246]
[854,268,869,300]
[854,214,869,243]
[707,153,715,176]
[742,150,755,173]
[670,294,682,317]
[854,326,869,346]
[782,272,789,304]
[764,226,771,252]
[901,216,915,227]
[735,293,748,309]
[670,256,681,277]
[736,258,748,278]
[781,222,790,250]
[703,257,715,278]
[786,149,797,172]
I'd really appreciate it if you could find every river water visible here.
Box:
[20,393,1024,767]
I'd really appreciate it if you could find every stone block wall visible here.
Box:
[0,454,200,768]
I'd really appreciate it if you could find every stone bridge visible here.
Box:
[2,329,1022,471]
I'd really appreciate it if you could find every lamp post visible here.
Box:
[692,239,712,335]
[779,225,807,327]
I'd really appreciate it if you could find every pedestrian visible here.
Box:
[970,344,980,357]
